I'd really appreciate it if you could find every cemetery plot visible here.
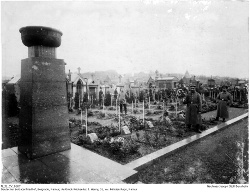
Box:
[3,101,247,164]
[68,104,247,165]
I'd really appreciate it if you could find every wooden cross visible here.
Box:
[68,69,72,75]
[77,67,81,74]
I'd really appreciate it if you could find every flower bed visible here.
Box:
[231,102,248,109]
[201,102,217,113]
[96,112,117,120]
[71,113,221,164]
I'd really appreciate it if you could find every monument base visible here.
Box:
[18,57,71,159]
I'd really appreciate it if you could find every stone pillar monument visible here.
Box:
[18,26,71,159]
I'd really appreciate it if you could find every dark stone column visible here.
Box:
[18,26,71,159]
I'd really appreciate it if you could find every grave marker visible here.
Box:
[87,133,98,143]
[121,126,131,135]
[146,121,154,128]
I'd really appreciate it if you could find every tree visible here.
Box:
[139,91,144,102]
[8,93,19,117]
[74,92,80,109]
[83,92,88,103]
[125,90,131,103]
[105,91,111,106]
[67,92,72,109]
[149,89,153,101]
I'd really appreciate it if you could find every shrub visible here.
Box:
[156,105,162,110]
[98,112,106,118]
[133,109,140,114]
[146,110,154,116]
[79,135,90,144]
[120,139,140,154]
[74,92,80,109]
[87,110,94,117]
[108,106,116,110]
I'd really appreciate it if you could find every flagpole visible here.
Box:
[143,100,144,125]
[86,108,88,136]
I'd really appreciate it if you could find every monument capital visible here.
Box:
[19,26,63,47]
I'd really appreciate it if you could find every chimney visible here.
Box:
[119,75,122,83]
[155,70,159,81]
[68,70,71,82]
[77,67,81,74]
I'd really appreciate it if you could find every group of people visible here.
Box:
[99,87,128,115]
[183,84,233,133]
[100,84,234,133]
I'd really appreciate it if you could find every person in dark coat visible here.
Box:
[114,88,118,100]
[215,86,232,122]
[118,88,128,115]
[99,88,104,106]
[183,84,202,133]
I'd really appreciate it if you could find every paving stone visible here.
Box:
[1,171,17,183]
[2,143,138,184]
[7,160,63,184]
[2,149,17,158]
[11,147,22,154]
[65,170,110,184]
[59,148,86,161]
[2,154,31,169]
[38,153,70,164]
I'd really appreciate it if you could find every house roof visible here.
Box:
[116,83,125,87]
[70,73,100,86]
[147,76,155,84]
[156,76,178,81]
[2,79,10,84]
[7,75,21,84]
[183,71,191,79]
[238,80,246,84]
[208,78,215,81]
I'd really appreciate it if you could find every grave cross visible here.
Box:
[77,67,81,74]
[119,75,122,83]
[68,70,72,81]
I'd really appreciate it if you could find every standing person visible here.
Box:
[215,85,233,122]
[114,88,118,100]
[183,84,202,133]
[99,88,103,106]
[118,88,127,115]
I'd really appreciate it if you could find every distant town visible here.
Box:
[3,68,248,109]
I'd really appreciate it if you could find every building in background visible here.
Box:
[182,70,191,85]
[6,75,21,103]
[155,76,179,89]
[207,77,216,88]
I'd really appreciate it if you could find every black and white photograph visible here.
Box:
[1,0,249,189]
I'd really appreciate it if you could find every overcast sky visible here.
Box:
[1,0,249,78]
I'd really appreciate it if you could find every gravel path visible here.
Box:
[138,118,249,184]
